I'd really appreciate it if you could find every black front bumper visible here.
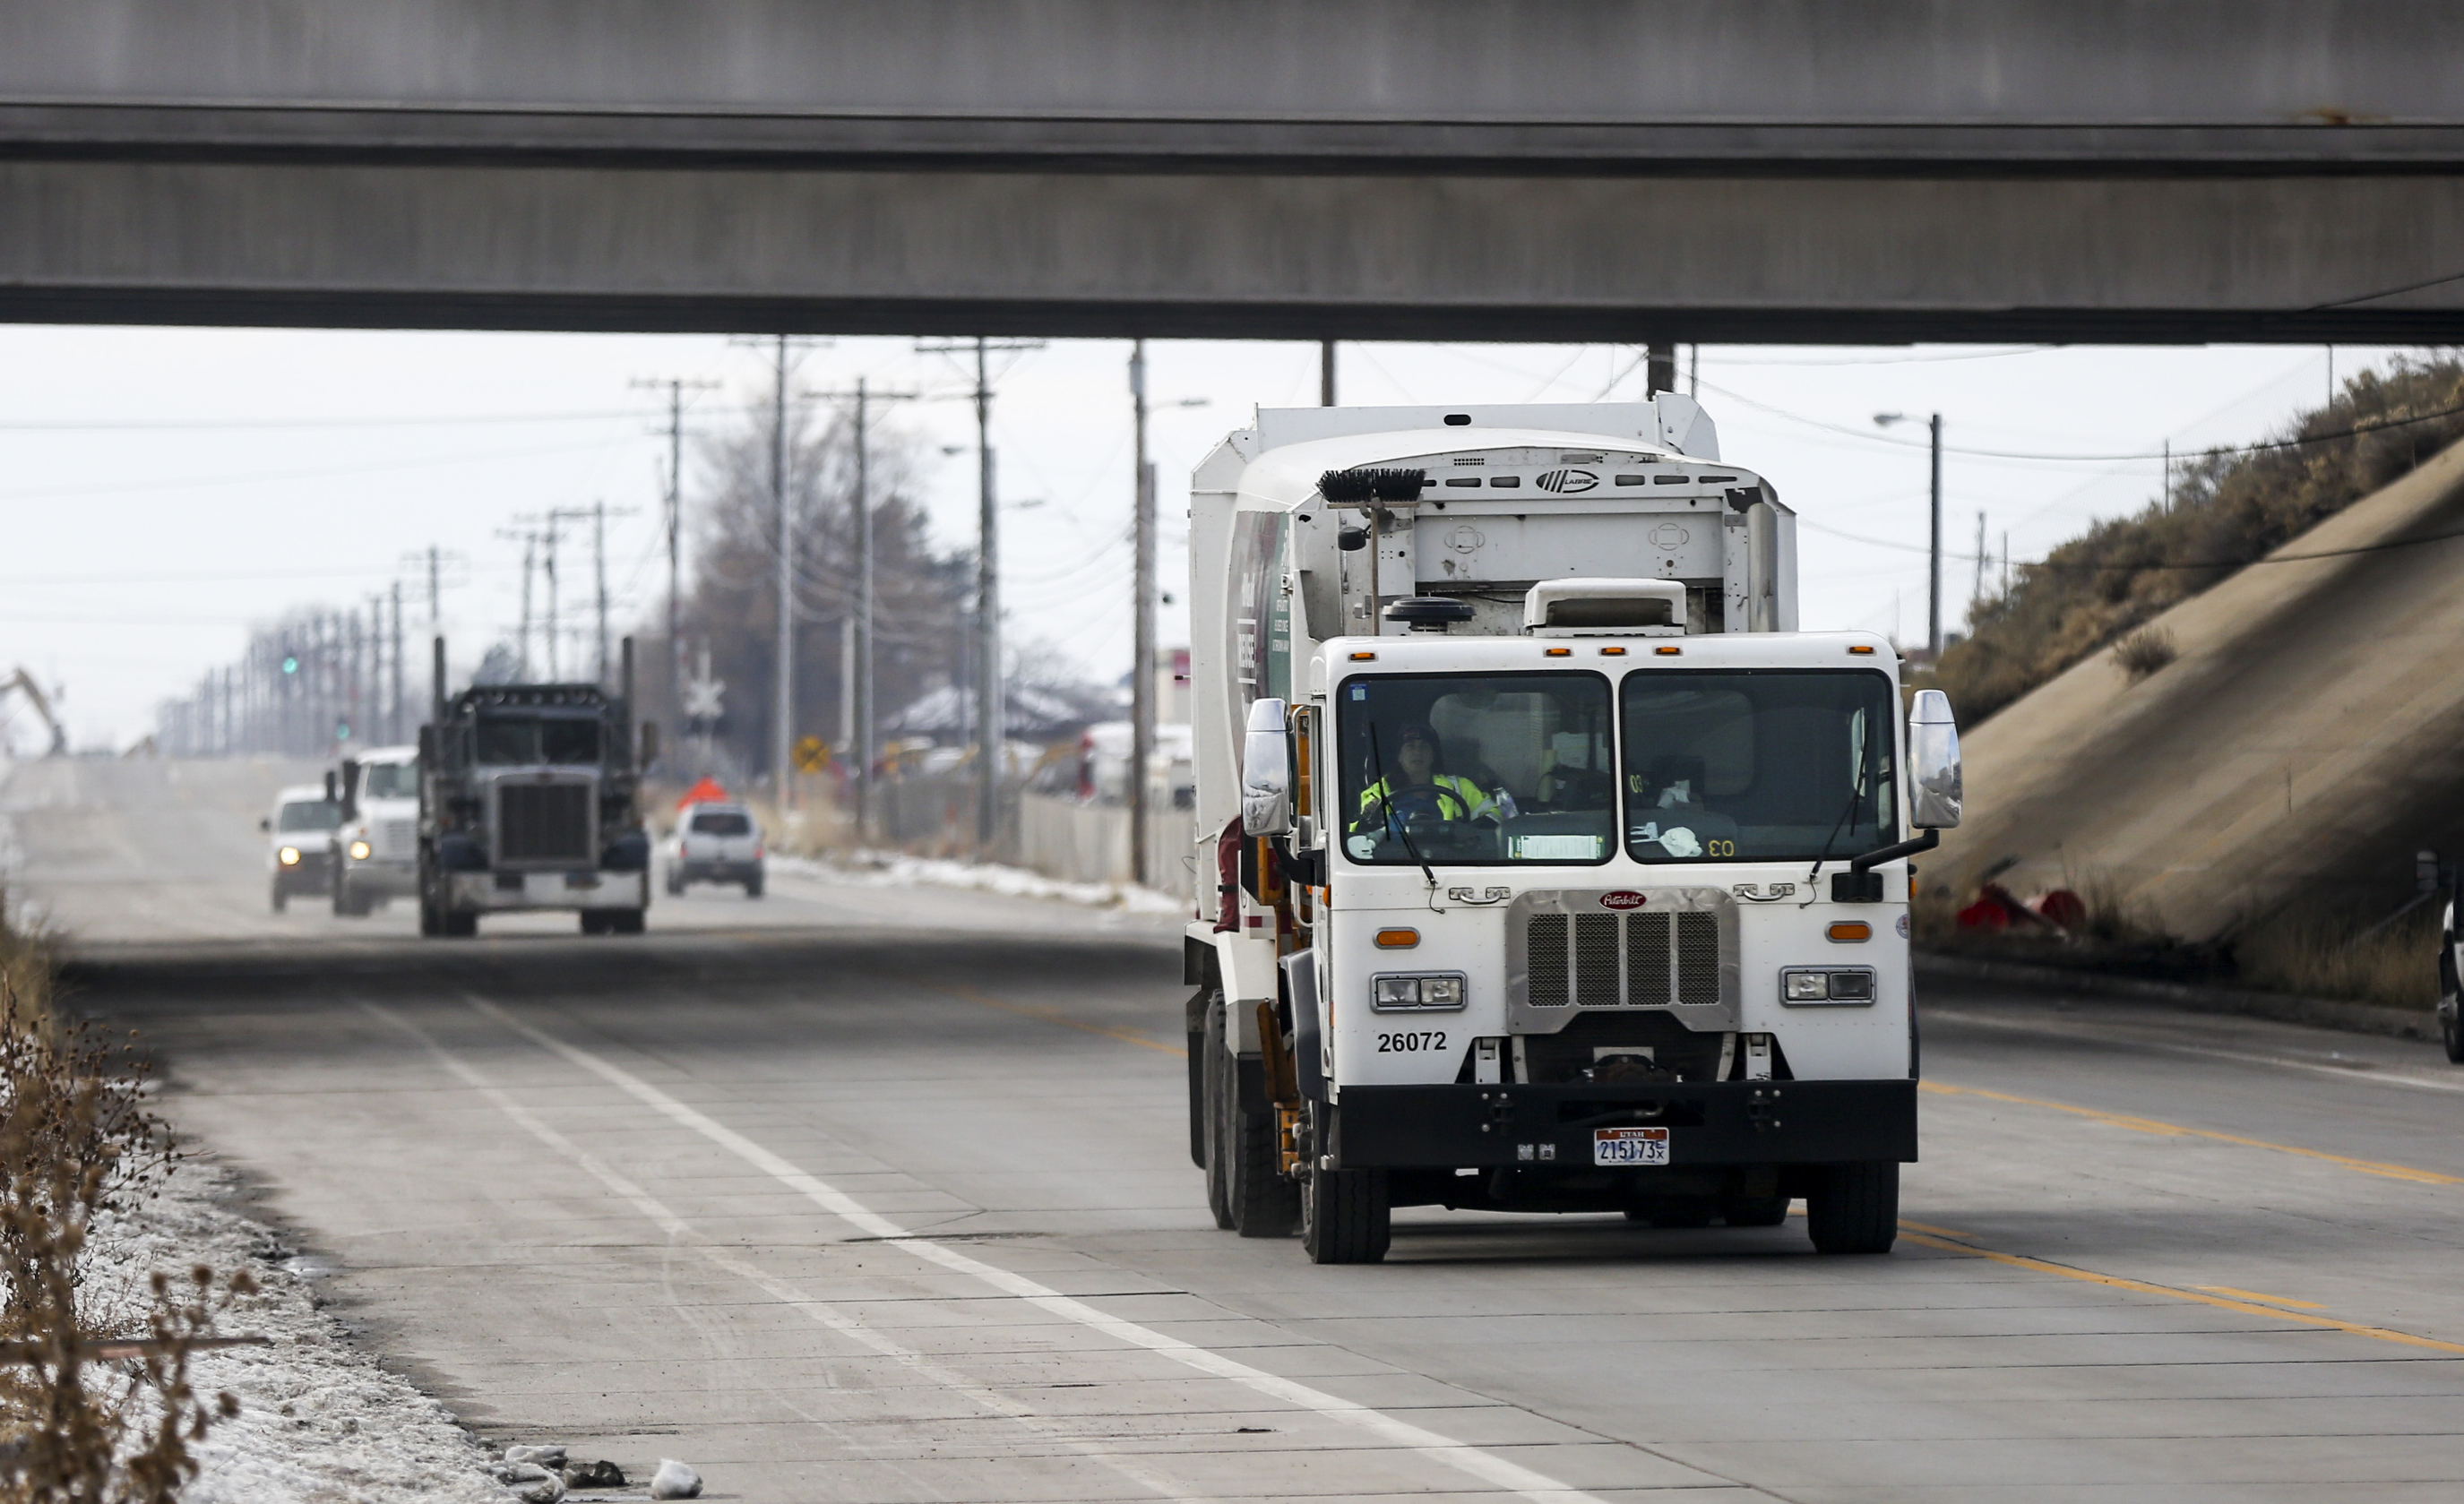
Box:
[1332,1079,1917,1169]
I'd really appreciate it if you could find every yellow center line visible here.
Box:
[1921,1079,2464,1186]
[2194,1285,2325,1310]
[1898,1229,2464,1354]
[923,981,1186,1057]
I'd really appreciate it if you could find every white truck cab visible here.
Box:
[332,744,420,916]
[262,783,340,913]
[1185,400,1962,1263]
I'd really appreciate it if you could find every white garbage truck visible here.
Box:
[330,743,421,915]
[1182,400,1962,1264]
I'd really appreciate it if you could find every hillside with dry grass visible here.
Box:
[1933,357,2464,726]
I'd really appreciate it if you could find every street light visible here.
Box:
[1875,411,1944,658]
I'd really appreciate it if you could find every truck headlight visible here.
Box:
[348,840,372,861]
[1372,972,1467,1011]
[278,847,301,866]
[1780,967,1877,1004]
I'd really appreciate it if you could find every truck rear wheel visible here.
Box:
[270,878,288,914]
[745,875,763,898]
[1302,1165,1389,1265]
[441,909,478,939]
[1206,994,1299,1238]
[1200,996,1235,1230]
[1805,1162,1899,1254]
[2446,1011,2464,1065]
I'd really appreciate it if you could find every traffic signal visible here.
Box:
[334,720,351,742]
[281,656,299,675]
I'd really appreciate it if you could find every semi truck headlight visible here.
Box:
[278,847,301,865]
[1780,967,1877,1004]
[348,840,372,861]
[1372,972,1467,1011]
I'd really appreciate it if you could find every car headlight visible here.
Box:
[348,839,372,861]
[278,847,301,865]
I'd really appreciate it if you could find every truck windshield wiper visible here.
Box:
[1367,722,1439,893]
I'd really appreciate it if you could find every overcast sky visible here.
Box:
[0,326,2411,752]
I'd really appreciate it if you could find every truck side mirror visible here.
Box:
[639,721,660,770]
[337,759,359,822]
[1908,688,1962,829]
[1242,697,1294,837]
[259,817,271,833]
[323,769,337,804]
[417,725,435,764]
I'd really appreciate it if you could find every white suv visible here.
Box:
[666,802,764,898]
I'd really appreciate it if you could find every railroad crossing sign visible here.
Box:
[681,672,725,722]
[792,735,831,773]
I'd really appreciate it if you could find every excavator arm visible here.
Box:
[0,668,68,757]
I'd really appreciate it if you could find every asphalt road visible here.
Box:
[11,756,2464,1502]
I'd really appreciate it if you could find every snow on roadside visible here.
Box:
[79,1159,507,1504]
[773,850,1190,916]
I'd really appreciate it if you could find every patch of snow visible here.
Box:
[777,851,1189,916]
[650,1457,703,1500]
[80,1161,507,1504]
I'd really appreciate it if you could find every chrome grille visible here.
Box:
[1676,913,1722,1005]
[497,782,594,864]
[1527,914,1569,1007]
[1523,907,1724,1008]
[1624,911,1671,1006]
[378,819,416,859]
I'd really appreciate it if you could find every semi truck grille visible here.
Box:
[497,783,594,864]
[1525,907,1723,1008]
[378,819,416,859]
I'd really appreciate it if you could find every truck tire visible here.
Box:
[745,874,763,898]
[418,896,440,936]
[441,909,478,939]
[1805,1162,1899,1254]
[270,878,288,914]
[1201,997,1236,1230]
[613,908,646,935]
[1185,989,1210,1170]
[666,871,685,897]
[1208,995,1300,1238]
[2447,1010,2464,1066]
[1302,1165,1390,1265]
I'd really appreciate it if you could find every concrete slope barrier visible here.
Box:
[1931,435,2464,941]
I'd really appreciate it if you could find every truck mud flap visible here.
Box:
[1279,950,1326,1102]
[1333,1079,1917,1169]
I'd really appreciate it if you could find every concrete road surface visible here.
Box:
[12,757,2464,1501]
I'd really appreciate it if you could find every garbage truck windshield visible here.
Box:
[1338,673,1615,865]
[1620,670,1897,863]
[361,761,419,799]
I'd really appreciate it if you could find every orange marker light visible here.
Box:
[1349,651,1377,661]
[1848,644,1876,656]
[1375,928,1421,949]
[1599,646,1627,656]
[1654,645,1683,656]
[1827,922,1872,942]
[1544,647,1572,657]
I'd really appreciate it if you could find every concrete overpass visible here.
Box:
[5,0,2464,340]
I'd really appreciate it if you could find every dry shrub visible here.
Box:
[2110,626,2178,683]
[0,888,251,1504]
[2236,904,2441,1013]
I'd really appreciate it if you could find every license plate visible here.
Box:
[1593,1126,1670,1166]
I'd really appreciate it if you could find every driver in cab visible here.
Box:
[1355,722,1502,839]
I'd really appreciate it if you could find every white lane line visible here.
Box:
[364,1001,1210,1504]
[1926,1006,2464,1096]
[459,992,1646,1504]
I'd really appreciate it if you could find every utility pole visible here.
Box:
[1131,341,1155,886]
[772,337,797,808]
[1972,512,1987,618]
[1874,410,1945,659]
[918,335,1041,853]
[1320,340,1336,406]
[1646,343,1678,397]
[389,580,404,741]
[593,500,610,686]
[633,376,718,761]
[543,516,561,679]
[1929,414,1943,657]
[504,530,537,678]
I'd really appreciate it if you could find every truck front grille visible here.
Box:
[378,819,416,859]
[498,783,594,864]
[1525,907,1722,1008]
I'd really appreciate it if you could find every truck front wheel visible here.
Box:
[1207,995,1299,1238]
[1805,1162,1899,1254]
[1302,1164,1390,1265]
[441,909,478,939]
[1200,997,1235,1230]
